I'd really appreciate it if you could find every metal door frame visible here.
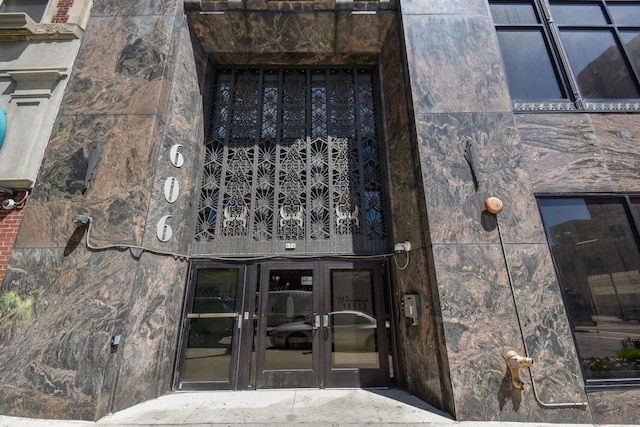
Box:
[174,259,392,390]
[254,261,322,389]
[253,260,391,389]
[323,261,390,388]
[174,261,253,391]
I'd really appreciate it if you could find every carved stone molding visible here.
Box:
[0,67,68,102]
[0,13,82,40]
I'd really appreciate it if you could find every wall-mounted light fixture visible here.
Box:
[72,214,92,225]
[393,241,411,253]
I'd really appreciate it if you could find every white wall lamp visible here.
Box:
[392,241,411,270]
[72,214,92,226]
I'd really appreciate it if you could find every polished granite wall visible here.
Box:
[517,112,640,423]
[398,0,592,422]
[379,21,454,415]
[0,1,206,420]
[1,0,638,423]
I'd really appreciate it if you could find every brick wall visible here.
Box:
[0,194,25,288]
[52,0,74,24]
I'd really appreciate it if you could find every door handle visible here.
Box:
[323,314,329,328]
[313,314,321,330]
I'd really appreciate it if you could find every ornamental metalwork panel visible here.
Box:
[194,68,386,254]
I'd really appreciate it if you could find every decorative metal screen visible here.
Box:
[193,68,386,255]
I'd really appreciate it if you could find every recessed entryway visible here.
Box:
[174,260,392,390]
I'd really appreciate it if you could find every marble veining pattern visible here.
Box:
[516,114,614,193]
[188,12,395,56]
[141,22,205,253]
[17,114,161,248]
[588,389,640,424]
[503,244,590,422]
[1,1,204,421]
[402,14,511,114]
[415,112,546,246]
[62,15,173,119]
[109,254,189,412]
[433,243,592,422]
[434,243,525,420]
[590,113,640,192]
[0,249,137,420]
[380,22,454,415]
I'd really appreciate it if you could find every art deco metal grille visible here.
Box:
[193,68,386,255]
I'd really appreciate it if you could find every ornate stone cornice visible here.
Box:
[0,13,82,41]
[0,67,68,101]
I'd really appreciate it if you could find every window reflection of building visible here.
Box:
[569,33,640,99]
[540,197,640,382]
[490,1,640,107]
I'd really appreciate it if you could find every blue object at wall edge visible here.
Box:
[0,107,6,150]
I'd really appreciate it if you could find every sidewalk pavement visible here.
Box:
[0,388,635,427]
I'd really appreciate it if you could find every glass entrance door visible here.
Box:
[175,264,248,390]
[254,261,391,389]
[255,263,319,388]
[325,263,390,387]
[175,260,392,390]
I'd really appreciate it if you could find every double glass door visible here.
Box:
[175,261,391,390]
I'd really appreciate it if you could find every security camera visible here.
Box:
[2,199,16,210]
[72,215,92,225]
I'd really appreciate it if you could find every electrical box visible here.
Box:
[403,294,420,325]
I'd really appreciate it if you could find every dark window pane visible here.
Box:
[496,29,565,99]
[0,0,48,22]
[539,197,640,382]
[559,30,640,98]
[490,2,539,24]
[632,197,640,223]
[609,3,640,26]
[620,31,640,73]
[550,3,608,25]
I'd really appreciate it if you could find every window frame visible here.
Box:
[0,0,49,23]
[490,0,640,112]
[537,192,640,389]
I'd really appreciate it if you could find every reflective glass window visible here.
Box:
[559,30,640,98]
[549,3,608,25]
[608,2,640,26]
[491,0,640,105]
[490,2,539,24]
[539,197,640,383]
[632,197,640,224]
[620,32,640,73]
[496,29,566,99]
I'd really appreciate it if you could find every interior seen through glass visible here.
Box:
[182,268,239,382]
